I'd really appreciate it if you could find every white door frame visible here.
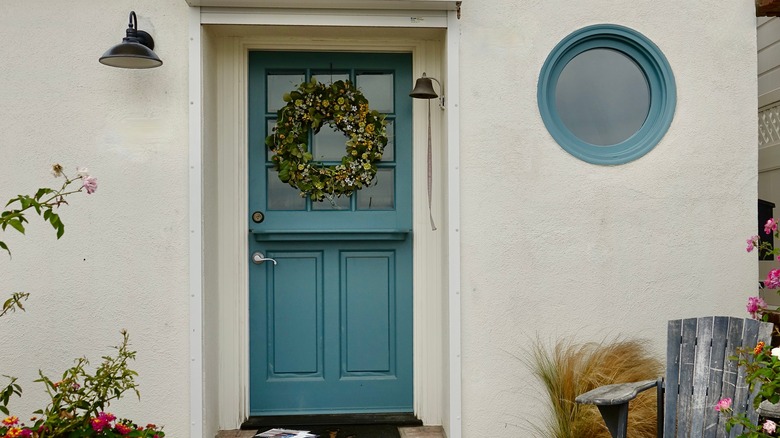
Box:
[188,7,461,438]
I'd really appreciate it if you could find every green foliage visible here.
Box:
[0,168,91,316]
[0,165,164,437]
[730,220,780,436]
[0,177,82,257]
[0,332,164,437]
[0,376,22,416]
[1,293,29,319]
[266,79,388,202]
[718,343,780,437]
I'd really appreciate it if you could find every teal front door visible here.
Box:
[248,51,413,415]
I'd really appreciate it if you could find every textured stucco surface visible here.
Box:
[458,0,758,435]
[0,1,190,436]
[0,0,761,437]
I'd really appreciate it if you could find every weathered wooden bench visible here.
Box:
[576,316,773,438]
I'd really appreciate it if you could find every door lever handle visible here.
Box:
[252,252,277,265]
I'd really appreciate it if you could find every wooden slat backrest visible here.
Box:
[704,317,729,438]
[719,318,745,438]
[664,319,682,438]
[664,317,773,437]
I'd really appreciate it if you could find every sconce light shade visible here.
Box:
[410,74,439,99]
[99,11,162,69]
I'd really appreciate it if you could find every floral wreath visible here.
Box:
[265,79,388,202]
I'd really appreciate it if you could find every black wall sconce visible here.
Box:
[99,11,162,69]
[410,72,445,110]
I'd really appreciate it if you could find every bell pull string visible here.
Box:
[427,100,437,231]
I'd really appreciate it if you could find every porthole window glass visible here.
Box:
[538,24,676,165]
[556,49,650,146]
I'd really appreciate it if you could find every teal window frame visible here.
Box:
[538,24,676,165]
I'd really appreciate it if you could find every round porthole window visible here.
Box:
[538,24,676,165]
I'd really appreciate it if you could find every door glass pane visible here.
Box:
[313,124,350,161]
[312,194,351,210]
[267,73,305,113]
[356,73,394,113]
[312,72,350,85]
[381,120,394,162]
[357,168,394,210]
[266,118,277,162]
[267,169,306,210]
[555,48,650,146]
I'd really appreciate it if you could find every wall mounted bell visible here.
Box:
[410,72,445,110]
[409,73,439,99]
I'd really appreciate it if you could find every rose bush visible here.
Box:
[719,341,780,437]
[0,330,165,438]
[0,165,164,438]
[1,165,97,317]
[716,217,780,436]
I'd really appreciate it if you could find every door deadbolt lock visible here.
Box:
[252,211,265,223]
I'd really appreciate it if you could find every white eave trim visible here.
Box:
[186,0,459,10]
[200,7,449,27]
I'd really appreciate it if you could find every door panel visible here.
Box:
[248,51,413,415]
[268,251,322,376]
[343,251,394,374]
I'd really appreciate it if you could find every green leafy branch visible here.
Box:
[721,345,780,437]
[0,376,21,416]
[33,330,142,436]
[0,172,90,257]
[0,292,29,319]
[0,165,95,317]
[0,331,164,437]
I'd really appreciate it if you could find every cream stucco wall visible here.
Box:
[0,0,761,437]
[0,1,191,437]
[458,0,758,435]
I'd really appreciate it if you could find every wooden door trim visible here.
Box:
[206,27,451,430]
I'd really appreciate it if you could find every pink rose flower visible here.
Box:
[82,175,97,194]
[747,296,768,319]
[766,269,780,289]
[747,235,760,252]
[715,397,732,412]
[766,218,778,235]
[765,419,777,434]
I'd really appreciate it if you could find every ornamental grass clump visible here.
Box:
[0,165,164,438]
[529,338,663,438]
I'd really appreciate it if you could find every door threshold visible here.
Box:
[241,413,422,430]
